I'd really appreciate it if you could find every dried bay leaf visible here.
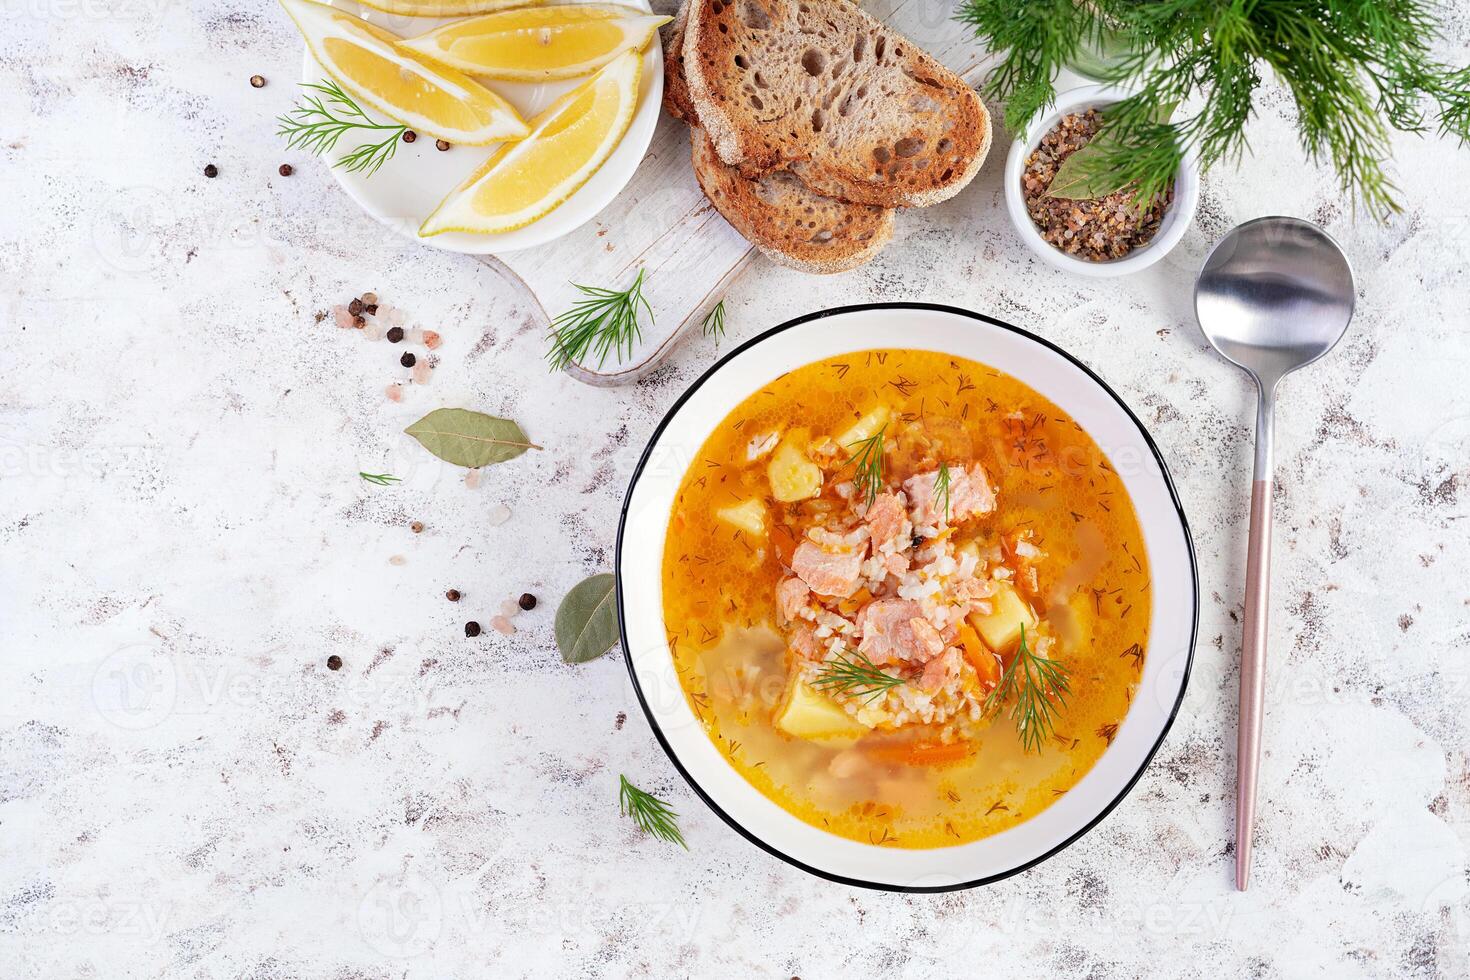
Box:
[1046,103,1176,201]
[556,573,619,664]
[404,408,541,468]
[1045,131,1133,200]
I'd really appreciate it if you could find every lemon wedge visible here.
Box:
[420,49,642,236]
[402,4,671,81]
[354,0,545,16]
[280,0,529,145]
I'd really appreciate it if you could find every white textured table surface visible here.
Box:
[4,2,1469,977]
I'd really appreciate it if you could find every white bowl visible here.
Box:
[616,304,1199,891]
[1003,85,1199,277]
[297,0,664,254]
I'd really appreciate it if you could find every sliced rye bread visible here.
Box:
[682,0,991,208]
[690,126,894,273]
[662,1,698,123]
[665,4,894,273]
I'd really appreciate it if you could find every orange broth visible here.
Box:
[660,349,1151,847]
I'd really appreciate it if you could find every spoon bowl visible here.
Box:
[1196,217,1356,388]
[1193,216,1356,891]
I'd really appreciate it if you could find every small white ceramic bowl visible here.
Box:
[1003,85,1199,277]
[616,304,1200,891]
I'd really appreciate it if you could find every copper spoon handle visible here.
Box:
[1237,386,1275,890]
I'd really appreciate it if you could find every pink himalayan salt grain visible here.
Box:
[411,359,432,384]
[388,554,407,566]
[490,615,515,635]
[422,330,442,350]
[486,503,510,525]
[386,307,406,327]
[363,319,385,341]
[499,598,520,618]
[385,383,404,402]
[405,327,425,345]
[332,306,354,329]
[464,468,482,489]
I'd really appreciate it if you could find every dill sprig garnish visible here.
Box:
[359,471,402,485]
[277,79,407,177]
[958,0,1470,218]
[547,268,653,371]
[618,775,687,849]
[811,648,904,704]
[701,300,726,341]
[933,461,952,523]
[847,424,886,508]
[983,624,1071,754]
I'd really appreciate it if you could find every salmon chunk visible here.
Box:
[857,599,943,664]
[788,623,822,660]
[792,540,868,597]
[864,492,911,553]
[776,576,811,625]
[907,617,946,661]
[904,464,997,527]
[919,648,962,692]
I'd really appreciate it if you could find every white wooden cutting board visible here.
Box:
[489,0,1000,385]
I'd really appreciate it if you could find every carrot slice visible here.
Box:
[956,623,1001,691]
[771,523,798,568]
[865,738,973,767]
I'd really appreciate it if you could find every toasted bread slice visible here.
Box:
[683,0,991,208]
[662,1,698,123]
[667,4,894,273]
[691,127,893,273]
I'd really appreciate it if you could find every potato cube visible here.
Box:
[767,432,823,502]
[969,581,1037,652]
[715,499,767,536]
[775,679,872,742]
[836,404,891,451]
[1059,593,1096,653]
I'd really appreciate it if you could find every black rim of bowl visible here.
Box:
[614,302,1200,893]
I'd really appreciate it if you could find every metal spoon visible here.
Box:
[1193,216,1356,891]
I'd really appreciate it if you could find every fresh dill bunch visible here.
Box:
[618,775,687,849]
[358,471,401,485]
[847,425,886,508]
[933,461,952,523]
[277,79,407,177]
[958,0,1470,218]
[811,648,905,704]
[982,624,1071,754]
[547,268,653,371]
[702,299,726,341]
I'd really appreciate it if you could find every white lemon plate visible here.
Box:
[296,0,664,254]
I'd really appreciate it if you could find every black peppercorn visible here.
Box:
[400,352,416,368]
[278,163,293,176]
[446,589,461,602]
[348,298,364,316]
[410,520,424,533]
[465,621,481,637]
[364,303,378,315]
[203,164,218,178]
[518,592,537,611]
[327,655,343,670]
[353,315,365,328]
[386,326,404,343]
[402,130,417,143]
[250,74,266,88]
[435,139,450,151]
